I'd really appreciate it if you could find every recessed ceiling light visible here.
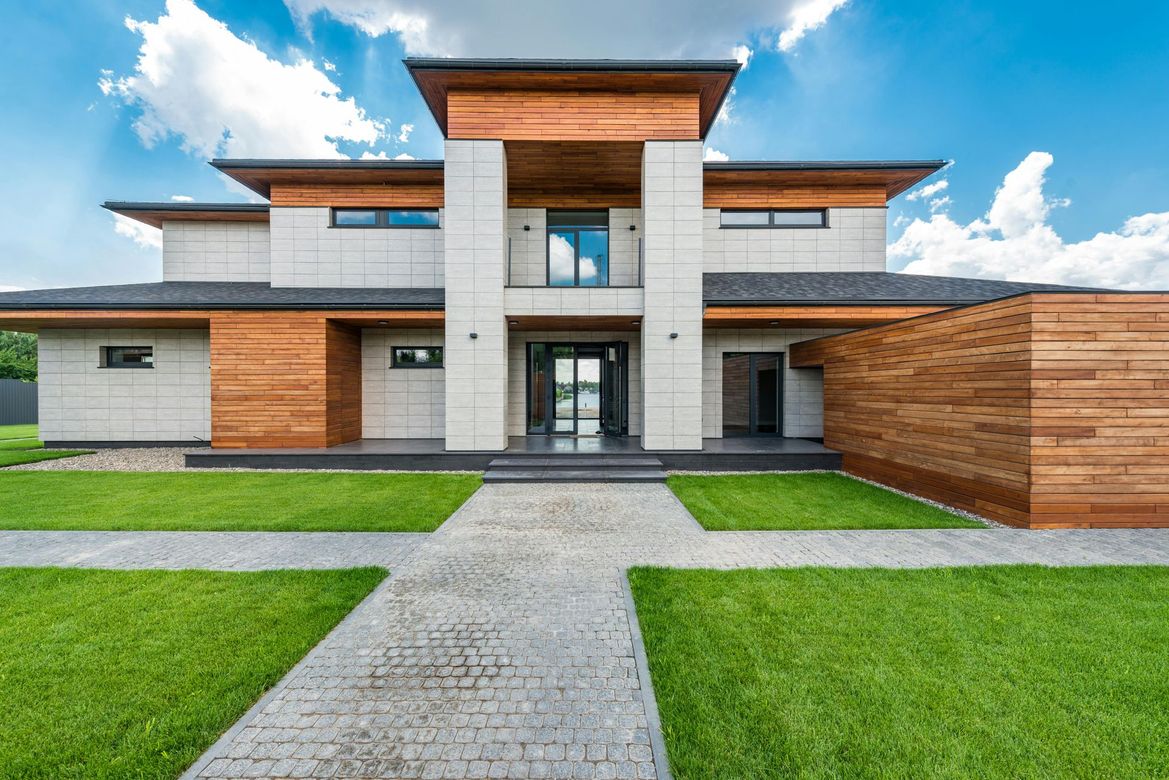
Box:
[377,320,388,325]
[509,320,519,326]
[769,321,780,326]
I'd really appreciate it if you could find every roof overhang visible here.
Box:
[103,202,270,229]
[0,309,445,333]
[703,160,947,200]
[404,58,740,139]
[210,159,445,199]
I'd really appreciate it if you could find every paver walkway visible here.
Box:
[5,483,1169,779]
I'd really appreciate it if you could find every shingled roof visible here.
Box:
[702,272,1105,306]
[0,282,444,310]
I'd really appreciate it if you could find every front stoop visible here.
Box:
[484,455,667,483]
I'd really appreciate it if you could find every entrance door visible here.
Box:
[722,352,783,436]
[528,342,628,436]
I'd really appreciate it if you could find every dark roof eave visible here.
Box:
[102,201,270,213]
[0,302,444,312]
[703,160,947,172]
[403,58,741,74]
[209,159,445,171]
[703,298,973,307]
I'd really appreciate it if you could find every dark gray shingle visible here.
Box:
[0,282,443,310]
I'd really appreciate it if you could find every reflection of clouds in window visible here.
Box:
[577,359,600,382]
[549,233,575,284]
[579,255,598,283]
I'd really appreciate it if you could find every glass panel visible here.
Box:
[554,354,575,424]
[547,210,608,228]
[334,209,377,226]
[386,209,439,227]
[529,344,546,433]
[392,347,443,367]
[576,358,601,431]
[107,346,154,367]
[721,353,750,435]
[720,210,770,227]
[577,230,608,286]
[755,355,782,434]
[771,210,825,227]
[548,231,576,286]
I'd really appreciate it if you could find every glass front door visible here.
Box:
[528,342,627,436]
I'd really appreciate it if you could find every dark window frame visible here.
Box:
[719,208,829,229]
[101,346,154,369]
[545,210,610,287]
[390,346,444,369]
[330,208,441,229]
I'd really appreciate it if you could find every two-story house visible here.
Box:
[3,58,1167,529]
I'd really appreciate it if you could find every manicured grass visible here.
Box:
[0,471,480,531]
[0,423,37,440]
[629,565,1169,779]
[668,472,983,530]
[0,566,385,778]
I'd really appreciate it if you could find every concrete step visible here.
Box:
[487,456,663,470]
[483,468,667,484]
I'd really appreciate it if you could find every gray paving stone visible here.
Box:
[4,484,1169,779]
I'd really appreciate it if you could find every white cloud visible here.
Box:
[396,122,414,143]
[892,151,1169,289]
[906,179,948,202]
[360,150,389,159]
[112,213,163,250]
[715,86,737,127]
[777,0,849,51]
[703,147,729,162]
[283,0,846,58]
[322,58,336,71]
[394,152,415,160]
[928,196,951,213]
[101,0,383,159]
[170,194,195,202]
[731,44,753,68]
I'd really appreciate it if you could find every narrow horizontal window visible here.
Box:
[331,208,440,228]
[391,346,443,368]
[720,209,828,229]
[102,346,153,369]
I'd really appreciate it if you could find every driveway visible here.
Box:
[6,483,1169,779]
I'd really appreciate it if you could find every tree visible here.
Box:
[0,331,36,382]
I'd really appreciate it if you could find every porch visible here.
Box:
[183,435,841,472]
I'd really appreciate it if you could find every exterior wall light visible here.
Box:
[629,225,637,231]
[470,332,478,339]
[669,332,679,339]
[523,225,530,231]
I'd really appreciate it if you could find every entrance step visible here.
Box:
[484,455,666,483]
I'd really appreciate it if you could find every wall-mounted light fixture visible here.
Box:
[523,225,530,231]
[669,332,679,339]
[469,332,478,339]
[629,225,637,231]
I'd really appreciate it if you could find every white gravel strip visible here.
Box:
[5,448,476,474]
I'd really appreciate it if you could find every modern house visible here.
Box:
[2,58,1167,529]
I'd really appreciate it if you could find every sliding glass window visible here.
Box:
[547,210,608,286]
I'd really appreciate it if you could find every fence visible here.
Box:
[0,378,37,425]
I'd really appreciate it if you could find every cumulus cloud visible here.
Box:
[100,0,383,159]
[394,152,415,160]
[731,44,753,68]
[396,123,414,143]
[283,0,846,57]
[928,196,951,213]
[906,179,948,202]
[892,151,1169,289]
[703,147,729,162]
[170,194,194,202]
[112,214,163,250]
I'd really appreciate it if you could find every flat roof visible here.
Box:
[103,201,270,229]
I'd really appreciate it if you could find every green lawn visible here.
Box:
[668,472,983,530]
[629,565,1169,779]
[0,471,481,532]
[0,566,385,778]
[0,426,92,467]
[0,423,38,440]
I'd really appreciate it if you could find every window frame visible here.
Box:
[101,346,154,369]
[330,208,440,229]
[718,208,829,230]
[545,210,610,287]
[390,346,444,369]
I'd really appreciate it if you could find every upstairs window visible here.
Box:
[331,208,440,228]
[547,210,609,287]
[391,346,443,368]
[102,346,153,369]
[720,209,827,229]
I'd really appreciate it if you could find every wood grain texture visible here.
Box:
[790,293,1169,528]
[704,305,948,328]
[506,141,643,207]
[703,168,936,205]
[447,89,699,141]
[269,183,444,208]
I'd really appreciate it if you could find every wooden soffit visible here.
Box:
[211,160,445,200]
[506,141,643,207]
[703,304,950,330]
[103,203,270,229]
[507,315,642,332]
[703,166,943,205]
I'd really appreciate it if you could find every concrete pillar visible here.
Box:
[443,140,509,451]
[640,140,704,450]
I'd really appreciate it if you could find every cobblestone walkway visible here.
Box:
[5,484,1169,779]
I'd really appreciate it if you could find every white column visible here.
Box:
[640,140,704,450]
[443,140,509,451]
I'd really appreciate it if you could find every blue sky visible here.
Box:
[2,0,1168,290]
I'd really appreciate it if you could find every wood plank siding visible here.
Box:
[269,183,444,208]
[789,293,1169,528]
[446,90,700,141]
[704,305,948,329]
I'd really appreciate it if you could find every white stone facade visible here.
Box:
[702,207,887,272]
[443,140,509,450]
[38,329,210,443]
[701,328,843,439]
[268,207,444,288]
[640,141,705,450]
[162,221,270,282]
[362,329,445,439]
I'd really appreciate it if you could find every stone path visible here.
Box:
[5,484,1169,779]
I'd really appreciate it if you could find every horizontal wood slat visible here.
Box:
[269,183,444,208]
[790,293,1169,528]
[704,305,948,328]
[703,183,888,208]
